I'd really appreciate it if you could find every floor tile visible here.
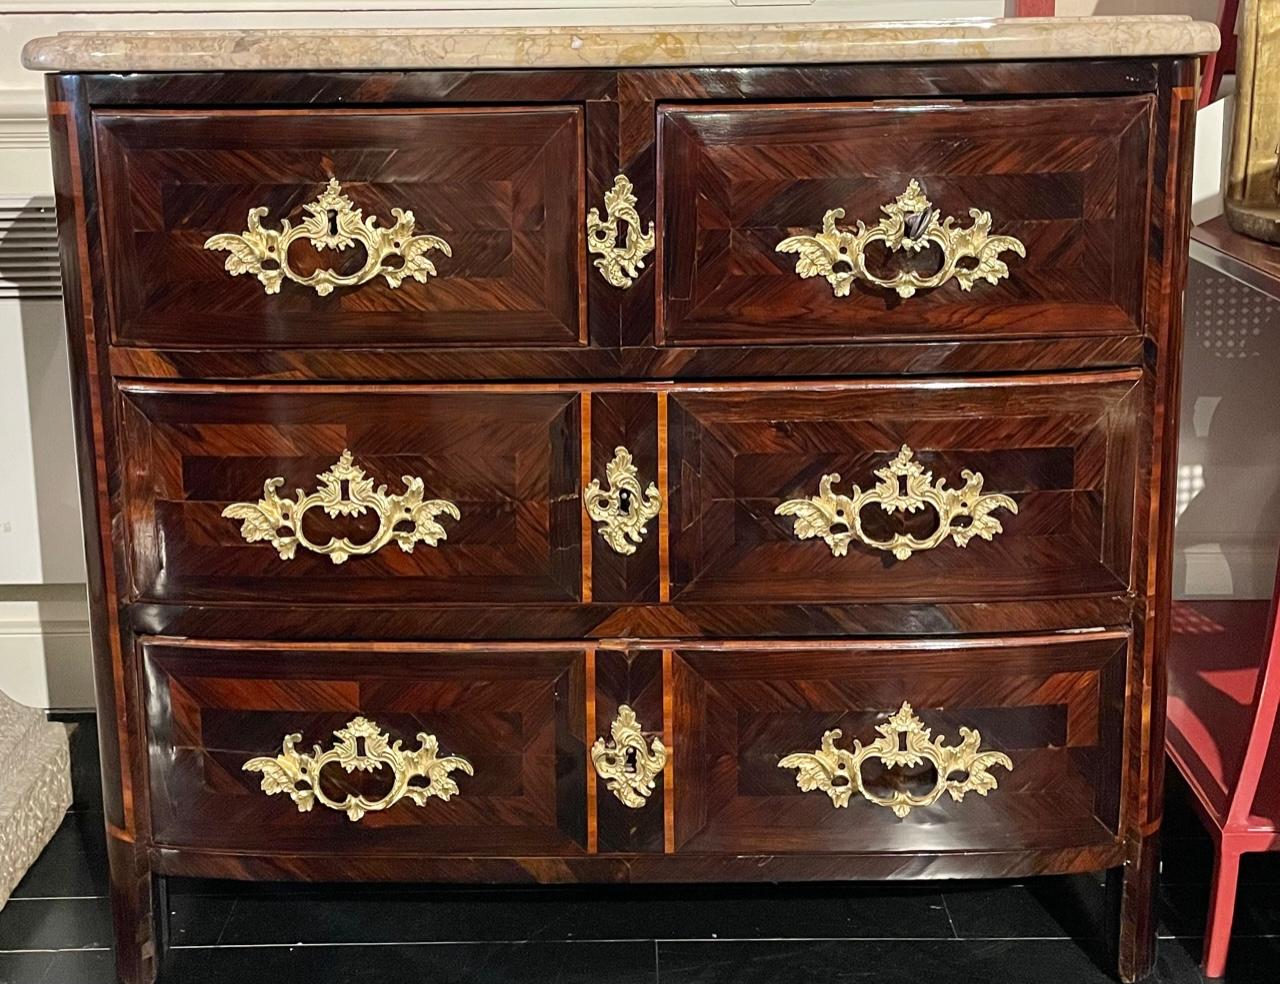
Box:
[163,941,656,984]
[198,882,951,946]
[943,875,1108,940]
[655,937,1206,984]
[0,953,53,984]
[0,899,113,951]
[10,813,108,901]
[39,949,115,984]
[1210,936,1280,984]
[1159,879,1280,940]
[166,894,237,948]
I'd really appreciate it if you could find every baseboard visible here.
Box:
[0,612,94,711]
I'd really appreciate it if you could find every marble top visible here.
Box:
[23,17,1218,73]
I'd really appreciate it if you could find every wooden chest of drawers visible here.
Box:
[28,21,1215,983]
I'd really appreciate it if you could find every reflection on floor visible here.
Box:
[0,714,1274,983]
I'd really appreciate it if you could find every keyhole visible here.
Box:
[327,209,340,238]
[618,488,632,511]
[904,207,934,241]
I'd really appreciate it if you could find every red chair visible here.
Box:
[1166,555,1280,978]
[1200,0,1239,107]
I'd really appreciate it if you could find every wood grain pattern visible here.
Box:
[585,646,597,853]
[1109,63,1201,983]
[152,842,1129,884]
[660,98,1151,345]
[106,336,1147,382]
[50,73,163,984]
[117,384,582,605]
[667,373,1142,606]
[671,634,1130,855]
[593,647,666,854]
[43,57,1202,984]
[95,108,585,349]
[588,392,661,603]
[128,596,1135,642]
[142,639,588,855]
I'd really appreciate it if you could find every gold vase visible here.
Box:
[1227,0,1280,242]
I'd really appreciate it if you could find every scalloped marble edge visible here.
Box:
[23,16,1219,73]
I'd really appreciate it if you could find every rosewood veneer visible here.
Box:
[25,23,1216,983]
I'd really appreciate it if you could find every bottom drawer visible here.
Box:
[669,634,1128,855]
[142,640,587,854]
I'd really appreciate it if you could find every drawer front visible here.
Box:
[143,640,587,854]
[671,635,1127,854]
[96,108,584,348]
[660,97,1150,345]
[668,372,1141,604]
[119,385,582,604]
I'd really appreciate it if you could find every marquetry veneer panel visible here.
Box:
[142,640,588,854]
[670,635,1129,855]
[95,107,585,348]
[117,385,582,605]
[667,372,1143,604]
[660,97,1150,344]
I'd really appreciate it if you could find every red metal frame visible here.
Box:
[1200,0,1239,107]
[1167,548,1280,977]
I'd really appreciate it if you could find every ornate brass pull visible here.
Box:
[775,180,1024,299]
[591,705,667,808]
[204,178,451,297]
[584,446,661,556]
[243,716,473,822]
[779,703,1012,818]
[222,450,460,565]
[775,445,1016,561]
[587,174,655,289]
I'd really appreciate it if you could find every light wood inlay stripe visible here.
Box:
[576,108,589,346]
[658,391,670,604]
[580,395,592,604]
[585,646,597,854]
[663,647,675,854]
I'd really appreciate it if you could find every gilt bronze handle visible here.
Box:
[779,702,1012,818]
[205,178,451,297]
[243,716,473,822]
[775,445,1016,561]
[776,180,1024,299]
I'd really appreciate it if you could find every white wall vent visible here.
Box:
[0,197,60,301]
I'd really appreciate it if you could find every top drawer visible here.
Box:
[659,97,1151,345]
[94,108,584,349]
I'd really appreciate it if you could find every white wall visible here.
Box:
[0,1,1270,709]
[1056,0,1218,17]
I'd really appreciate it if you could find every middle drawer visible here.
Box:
[117,373,1141,610]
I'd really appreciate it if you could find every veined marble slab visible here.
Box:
[23,17,1219,74]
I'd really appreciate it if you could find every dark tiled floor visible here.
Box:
[2,716,1276,984]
